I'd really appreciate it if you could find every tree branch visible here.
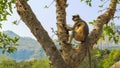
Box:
[89,0,117,47]
[56,0,75,66]
[72,0,118,67]
[15,0,68,68]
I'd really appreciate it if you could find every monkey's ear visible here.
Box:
[76,14,79,16]
[73,14,79,17]
[72,15,76,18]
[76,14,80,17]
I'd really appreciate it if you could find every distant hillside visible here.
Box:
[1,30,45,61]
[1,29,120,61]
[4,30,41,50]
[4,30,20,38]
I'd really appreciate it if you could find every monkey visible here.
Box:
[68,14,89,43]
[67,14,92,68]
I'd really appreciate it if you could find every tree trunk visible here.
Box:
[55,0,76,67]
[15,0,68,68]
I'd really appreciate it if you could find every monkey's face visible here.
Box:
[72,15,80,21]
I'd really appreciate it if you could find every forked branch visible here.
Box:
[15,0,68,68]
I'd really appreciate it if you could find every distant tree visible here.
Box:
[32,58,50,68]
[0,0,120,68]
[0,55,16,68]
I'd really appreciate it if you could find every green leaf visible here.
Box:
[0,23,2,28]
[89,20,96,25]
[12,39,16,43]
[0,32,1,36]
[7,47,17,53]
[80,0,84,2]
[3,33,7,38]
[7,36,12,42]
[8,2,13,13]
[100,0,105,1]
[118,0,120,4]
[79,0,92,7]
[0,46,2,49]
[113,37,119,44]
[99,5,103,8]
[101,34,105,40]
[14,37,19,42]
[2,50,5,54]
[13,47,17,51]
[89,3,92,7]
[89,22,93,24]
[44,5,49,8]
[108,36,112,41]
[3,15,7,20]
[12,20,17,25]
[12,37,19,43]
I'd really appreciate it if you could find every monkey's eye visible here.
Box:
[74,18,79,20]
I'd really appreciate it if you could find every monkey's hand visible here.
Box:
[65,24,73,31]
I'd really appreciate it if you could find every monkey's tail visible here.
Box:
[87,47,92,68]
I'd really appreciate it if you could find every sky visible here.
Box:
[1,0,120,39]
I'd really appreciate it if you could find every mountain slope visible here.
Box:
[1,30,45,61]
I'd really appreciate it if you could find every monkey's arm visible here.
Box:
[66,25,73,31]
[66,22,78,31]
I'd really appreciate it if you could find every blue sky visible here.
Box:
[1,0,120,39]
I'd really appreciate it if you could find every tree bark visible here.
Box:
[15,0,68,68]
[55,0,76,67]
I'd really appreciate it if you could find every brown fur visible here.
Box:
[69,14,89,43]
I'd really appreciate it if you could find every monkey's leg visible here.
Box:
[68,31,74,43]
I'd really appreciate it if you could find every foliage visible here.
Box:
[80,0,92,7]
[102,23,120,44]
[0,55,51,68]
[86,0,120,44]
[119,0,120,4]
[0,0,20,54]
[0,54,13,62]
[0,49,120,68]
[17,61,32,68]
[0,32,19,54]
[0,0,14,21]
[89,20,120,44]
[32,58,51,68]
[80,0,120,7]
[79,48,120,68]
[0,55,16,68]
[0,60,16,68]
[102,50,120,68]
